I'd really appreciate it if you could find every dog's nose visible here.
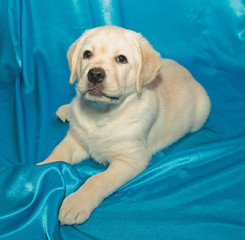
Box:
[87,68,106,84]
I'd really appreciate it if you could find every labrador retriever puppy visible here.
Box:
[38,26,211,225]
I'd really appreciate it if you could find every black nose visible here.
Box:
[87,68,106,84]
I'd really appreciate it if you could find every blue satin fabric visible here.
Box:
[0,0,245,239]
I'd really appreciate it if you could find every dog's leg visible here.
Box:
[56,104,70,122]
[58,156,148,225]
[37,132,88,165]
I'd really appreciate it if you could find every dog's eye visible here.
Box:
[83,50,92,59]
[116,55,128,64]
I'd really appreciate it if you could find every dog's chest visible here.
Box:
[70,106,146,164]
[71,110,123,157]
[69,95,155,164]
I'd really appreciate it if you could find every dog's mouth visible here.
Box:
[85,88,120,101]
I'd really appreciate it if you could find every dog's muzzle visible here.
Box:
[85,67,120,102]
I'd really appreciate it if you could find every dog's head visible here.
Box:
[67,26,162,103]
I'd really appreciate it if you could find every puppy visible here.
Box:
[38,26,211,225]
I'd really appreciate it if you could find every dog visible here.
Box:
[38,26,211,225]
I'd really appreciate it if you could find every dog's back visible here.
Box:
[146,59,211,153]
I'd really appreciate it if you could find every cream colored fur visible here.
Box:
[38,26,211,225]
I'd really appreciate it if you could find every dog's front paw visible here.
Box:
[58,193,93,225]
[56,104,70,122]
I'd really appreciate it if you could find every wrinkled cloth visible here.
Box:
[0,0,245,239]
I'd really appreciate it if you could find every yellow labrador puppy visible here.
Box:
[38,26,211,225]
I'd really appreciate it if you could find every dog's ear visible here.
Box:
[67,34,86,85]
[135,35,162,93]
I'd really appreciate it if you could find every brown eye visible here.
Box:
[116,55,128,64]
[83,50,92,59]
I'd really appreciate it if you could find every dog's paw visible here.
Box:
[56,104,70,122]
[58,193,93,225]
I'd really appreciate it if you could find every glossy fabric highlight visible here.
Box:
[0,0,245,239]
